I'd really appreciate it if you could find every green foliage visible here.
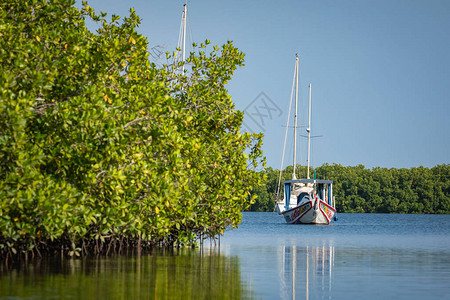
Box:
[251,164,450,214]
[0,0,265,258]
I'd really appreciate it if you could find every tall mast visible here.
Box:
[276,54,298,198]
[292,54,299,180]
[181,4,187,73]
[307,83,312,179]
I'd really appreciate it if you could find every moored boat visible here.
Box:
[275,54,337,225]
[276,178,336,224]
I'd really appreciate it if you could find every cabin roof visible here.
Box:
[284,179,333,184]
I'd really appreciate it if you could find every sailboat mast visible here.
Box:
[292,54,299,180]
[307,83,312,179]
[181,4,187,73]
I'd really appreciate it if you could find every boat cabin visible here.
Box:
[282,179,334,212]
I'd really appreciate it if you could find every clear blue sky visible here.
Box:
[77,0,450,169]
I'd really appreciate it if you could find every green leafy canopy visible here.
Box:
[0,0,265,257]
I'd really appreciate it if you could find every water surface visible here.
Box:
[1,213,449,299]
[218,212,450,299]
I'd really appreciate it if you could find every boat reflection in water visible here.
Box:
[278,244,335,300]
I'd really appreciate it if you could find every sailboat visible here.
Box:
[275,54,337,225]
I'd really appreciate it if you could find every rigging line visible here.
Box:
[177,8,184,53]
[276,59,297,198]
[282,125,308,128]
[187,9,194,53]
[184,4,191,51]
[297,69,304,175]
[176,4,187,65]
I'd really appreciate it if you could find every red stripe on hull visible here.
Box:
[281,201,312,224]
[319,200,336,223]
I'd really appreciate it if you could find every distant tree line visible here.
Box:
[249,164,449,214]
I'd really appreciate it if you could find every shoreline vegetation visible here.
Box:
[250,164,449,214]
[0,0,265,261]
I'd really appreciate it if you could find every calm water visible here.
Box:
[1,213,450,299]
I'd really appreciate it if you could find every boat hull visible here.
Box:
[281,200,336,225]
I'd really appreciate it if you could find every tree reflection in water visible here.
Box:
[0,247,254,299]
